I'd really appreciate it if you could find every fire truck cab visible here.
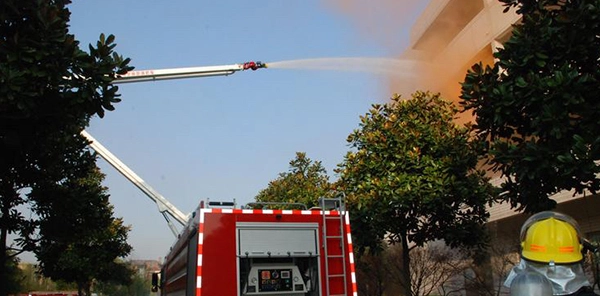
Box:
[155,198,357,296]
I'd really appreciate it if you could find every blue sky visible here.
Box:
[66,0,428,261]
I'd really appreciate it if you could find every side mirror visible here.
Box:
[151,272,160,292]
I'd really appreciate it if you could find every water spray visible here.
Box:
[266,57,427,78]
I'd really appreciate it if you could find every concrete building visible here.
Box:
[404,0,600,239]
[401,0,600,293]
[395,0,518,104]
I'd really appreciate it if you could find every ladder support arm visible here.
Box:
[81,130,190,227]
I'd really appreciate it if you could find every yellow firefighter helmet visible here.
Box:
[520,211,583,264]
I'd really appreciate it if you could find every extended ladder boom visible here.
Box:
[114,61,266,84]
[83,61,267,236]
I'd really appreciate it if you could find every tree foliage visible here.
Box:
[95,264,152,296]
[254,152,332,209]
[13,262,78,293]
[0,0,132,294]
[460,0,600,212]
[2,251,23,294]
[336,92,496,295]
[32,166,133,296]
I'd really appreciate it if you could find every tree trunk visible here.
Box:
[77,281,91,296]
[85,281,92,296]
[78,280,92,296]
[466,250,494,296]
[400,232,412,296]
[0,217,8,296]
[77,282,84,296]
[0,184,14,296]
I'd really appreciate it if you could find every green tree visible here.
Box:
[18,262,65,292]
[0,0,131,293]
[336,92,496,296]
[2,251,22,294]
[255,152,333,209]
[95,265,152,296]
[460,0,600,212]
[32,165,133,296]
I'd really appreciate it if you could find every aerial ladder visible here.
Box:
[81,61,267,236]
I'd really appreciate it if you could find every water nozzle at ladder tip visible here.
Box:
[242,61,268,71]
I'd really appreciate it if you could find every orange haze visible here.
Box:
[323,0,499,123]
[323,0,428,51]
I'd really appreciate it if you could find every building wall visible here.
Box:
[393,0,519,113]
[404,0,600,239]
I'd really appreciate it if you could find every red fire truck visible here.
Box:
[154,199,357,296]
[83,62,358,295]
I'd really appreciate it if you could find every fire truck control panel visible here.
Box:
[245,264,307,294]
